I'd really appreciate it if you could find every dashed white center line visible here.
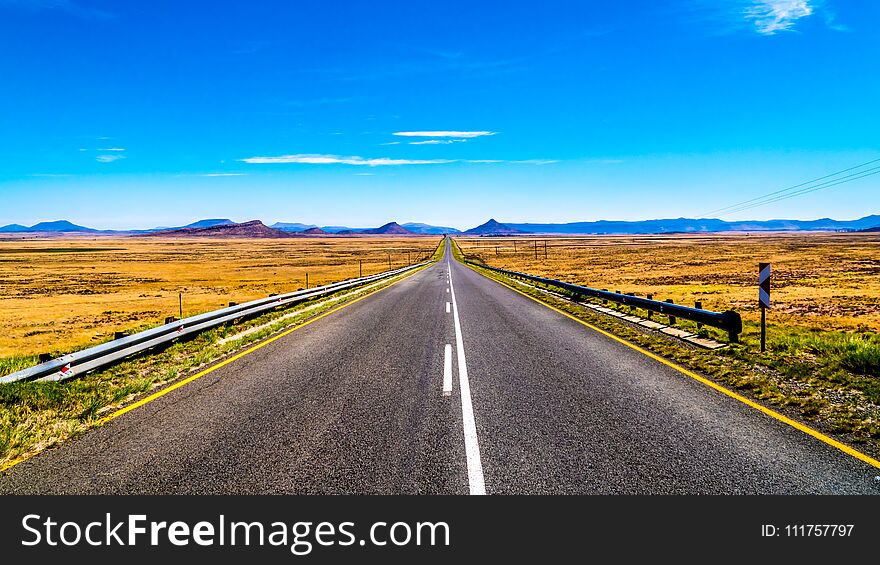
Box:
[442,344,452,396]
[446,301,451,313]
[448,262,486,495]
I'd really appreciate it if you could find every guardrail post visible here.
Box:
[114,331,126,340]
[665,299,676,325]
[165,316,177,324]
[229,302,237,307]
[646,294,653,319]
[695,301,703,329]
[38,353,51,363]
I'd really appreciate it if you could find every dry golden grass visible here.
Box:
[456,232,880,333]
[0,236,439,357]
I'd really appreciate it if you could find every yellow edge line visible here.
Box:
[463,260,880,471]
[0,263,433,474]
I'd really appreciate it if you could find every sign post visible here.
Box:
[759,262,771,352]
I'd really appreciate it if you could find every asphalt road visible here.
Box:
[1,239,878,494]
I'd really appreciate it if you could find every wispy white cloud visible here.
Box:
[241,154,454,166]
[241,153,558,167]
[745,0,815,34]
[684,1,839,35]
[379,141,401,146]
[410,140,453,145]
[95,154,125,163]
[98,147,125,152]
[393,131,496,138]
[202,173,247,177]
[1,0,114,20]
[510,159,559,165]
[409,139,468,145]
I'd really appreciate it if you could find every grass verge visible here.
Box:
[451,239,880,457]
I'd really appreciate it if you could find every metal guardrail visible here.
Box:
[2,260,431,384]
[463,258,742,342]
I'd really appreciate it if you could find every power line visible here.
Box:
[703,157,880,217]
[720,165,880,216]
[718,166,880,217]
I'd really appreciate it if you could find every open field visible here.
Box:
[0,251,442,469]
[0,236,440,362]
[455,233,880,446]
[455,232,880,334]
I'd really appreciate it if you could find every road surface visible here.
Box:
[1,239,878,494]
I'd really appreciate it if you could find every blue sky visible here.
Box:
[0,0,878,230]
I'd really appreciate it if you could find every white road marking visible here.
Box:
[443,344,452,396]
[448,261,486,495]
[446,287,449,293]
[446,301,451,313]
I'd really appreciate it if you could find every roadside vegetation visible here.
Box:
[0,236,440,360]
[452,237,880,456]
[0,239,444,469]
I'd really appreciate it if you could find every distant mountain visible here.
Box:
[32,220,98,232]
[144,220,300,238]
[0,220,99,233]
[505,215,880,235]
[401,222,461,235]
[337,222,414,235]
[320,226,361,233]
[126,218,236,234]
[271,222,319,232]
[463,219,529,236]
[363,222,414,235]
[183,218,234,229]
[8,214,876,237]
